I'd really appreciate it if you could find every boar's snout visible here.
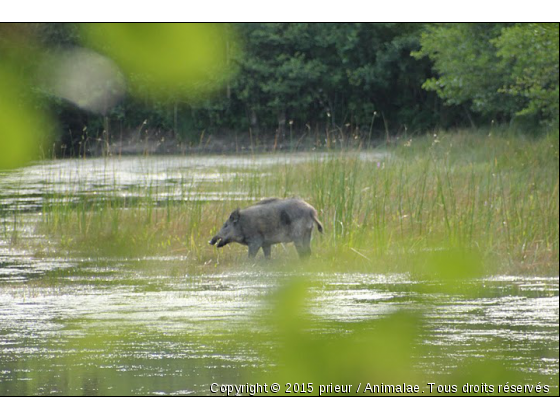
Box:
[210,235,229,247]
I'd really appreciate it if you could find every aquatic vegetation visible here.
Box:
[15,129,557,276]
[0,130,558,396]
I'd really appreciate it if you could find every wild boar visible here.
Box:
[209,198,323,259]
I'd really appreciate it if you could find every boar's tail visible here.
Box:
[312,213,324,233]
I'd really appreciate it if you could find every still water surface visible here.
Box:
[0,155,558,395]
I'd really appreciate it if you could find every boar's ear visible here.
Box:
[229,208,240,224]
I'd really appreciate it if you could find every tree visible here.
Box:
[413,23,559,126]
[231,23,439,136]
[412,24,518,119]
[493,23,559,125]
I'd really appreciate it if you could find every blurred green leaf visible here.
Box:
[80,23,239,101]
[411,248,486,296]
[0,66,52,170]
[259,278,423,395]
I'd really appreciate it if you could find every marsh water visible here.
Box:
[0,154,558,396]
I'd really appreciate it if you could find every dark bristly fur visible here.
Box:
[209,198,323,259]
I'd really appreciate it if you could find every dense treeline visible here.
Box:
[2,23,559,153]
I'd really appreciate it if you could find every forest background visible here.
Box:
[1,23,558,157]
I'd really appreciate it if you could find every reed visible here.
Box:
[30,129,559,275]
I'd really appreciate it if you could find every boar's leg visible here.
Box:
[247,235,264,259]
[294,241,311,259]
[248,242,261,258]
[262,244,272,259]
[302,230,312,250]
[295,230,313,258]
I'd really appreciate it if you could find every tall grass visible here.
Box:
[35,129,559,275]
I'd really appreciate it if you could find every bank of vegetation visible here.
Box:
[1,23,557,157]
[34,129,559,276]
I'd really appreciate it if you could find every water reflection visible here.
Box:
[0,155,558,395]
[0,153,386,213]
[0,256,557,395]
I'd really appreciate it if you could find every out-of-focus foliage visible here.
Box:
[0,23,240,163]
[414,23,559,126]
[40,48,126,114]
[261,278,423,393]
[254,271,546,396]
[81,23,238,101]
[0,65,51,170]
[0,24,54,169]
